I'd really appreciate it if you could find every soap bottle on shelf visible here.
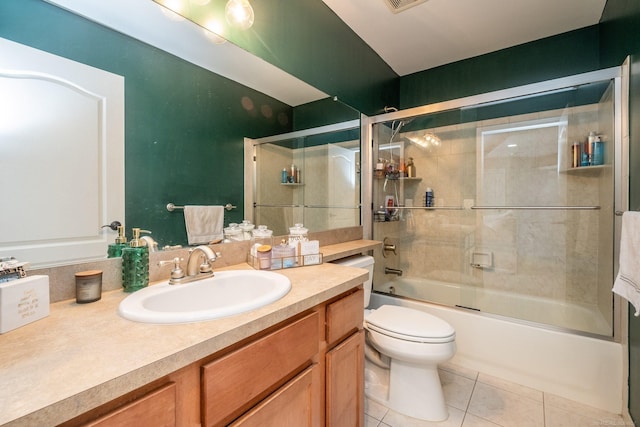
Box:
[406,157,416,178]
[121,228,150,292]
[107,225,128,258]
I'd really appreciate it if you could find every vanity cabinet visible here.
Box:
[82,383,177,427]
[59,287,364,427]
[201,312,320,427]
[325,289,365,427]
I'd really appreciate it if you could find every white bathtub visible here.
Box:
[378,276,612,336]
[370,285,625,414]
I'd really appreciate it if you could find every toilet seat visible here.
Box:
[365,305,455,343]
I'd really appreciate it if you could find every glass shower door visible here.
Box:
[371,76,620,337]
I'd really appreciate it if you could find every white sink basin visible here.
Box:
[118,270,291,324]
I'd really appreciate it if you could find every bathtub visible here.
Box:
[369,281,625,414]
[378,276,613,336]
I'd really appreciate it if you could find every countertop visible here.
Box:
[0,240,380,426]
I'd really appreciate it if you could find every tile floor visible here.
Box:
[364,362,632,427]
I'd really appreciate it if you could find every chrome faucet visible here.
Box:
[384,267,403,276]
[158,245,220,285]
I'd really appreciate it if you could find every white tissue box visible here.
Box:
[0,275,50,334]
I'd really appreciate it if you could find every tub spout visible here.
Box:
[384,267,403,276]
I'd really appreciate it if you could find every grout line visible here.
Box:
[459,375,479,427]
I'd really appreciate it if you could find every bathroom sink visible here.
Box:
[118,270,291,324]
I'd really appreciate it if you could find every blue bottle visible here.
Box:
[592,136,604,166]
[425,188,434,207]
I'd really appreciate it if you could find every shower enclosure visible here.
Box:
[363,66,628,338]
[245,120,361,236]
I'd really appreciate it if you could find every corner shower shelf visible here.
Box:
[375,176,422,181]
[561,164,610,175]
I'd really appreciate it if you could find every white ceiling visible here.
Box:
[322,0,607,76]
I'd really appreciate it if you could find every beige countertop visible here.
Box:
[0,240,379,427]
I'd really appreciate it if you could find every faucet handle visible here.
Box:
[199,252,221,273]
[158,257,185,280]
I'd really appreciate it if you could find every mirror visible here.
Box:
[245,119,361,236]
[1,0,361,267]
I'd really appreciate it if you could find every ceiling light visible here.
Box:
[407,132,441,149]
[225,0,254,30]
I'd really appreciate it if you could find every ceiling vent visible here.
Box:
[383,0,428,14]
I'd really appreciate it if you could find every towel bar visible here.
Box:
[166,203,236,212]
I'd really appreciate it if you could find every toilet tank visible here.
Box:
[331,255,374,307]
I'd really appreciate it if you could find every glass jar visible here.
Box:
[250,225,273,257]
[256,244,272,270]
[223,223,243,242]
[239,219,255,240]
[288,223,308,265]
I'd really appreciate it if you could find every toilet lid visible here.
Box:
[365,305,455,343]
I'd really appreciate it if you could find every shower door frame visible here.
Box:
[361,62,629,342]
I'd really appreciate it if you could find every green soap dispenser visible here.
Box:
[108,225,128,258]
[121,228,150,292]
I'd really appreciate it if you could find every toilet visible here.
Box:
[332,255,456,422]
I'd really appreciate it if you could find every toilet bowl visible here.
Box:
[332,255,456,422]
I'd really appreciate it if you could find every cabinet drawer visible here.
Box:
[83,382,176,427]
[230,365,317,427]
[202,312,319,427]
[326,289,363,346]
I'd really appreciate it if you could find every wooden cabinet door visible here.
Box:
[325,330,365,427]
[230,365,318,427]
[83,382,176,427]
[202,312,319,426]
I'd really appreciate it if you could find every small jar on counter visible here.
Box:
[75,270,102,304]
[256,245,272,270]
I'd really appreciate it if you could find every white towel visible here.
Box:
[183,205,224,245]
[613,211,640,316]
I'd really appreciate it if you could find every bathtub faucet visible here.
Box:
[384,267,403,276]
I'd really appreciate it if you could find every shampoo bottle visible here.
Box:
[121,228,150,292]
[107,225,128,258]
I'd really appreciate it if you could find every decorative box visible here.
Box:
[0,275,50,334]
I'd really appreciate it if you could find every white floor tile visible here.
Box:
[440,369,476,411]
[366,413,382,427]
[440,361,479,381]
[461,413,503,427]
[366,397,389,421]
[476,373,543,402]
[544,394,628,426]
[467,382,544,427]
[381,406,465,427]
[364,369,628,427]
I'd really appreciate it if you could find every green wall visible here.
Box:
[223,0,399,115]
[0,0,294,245]
[398,26,601,108]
